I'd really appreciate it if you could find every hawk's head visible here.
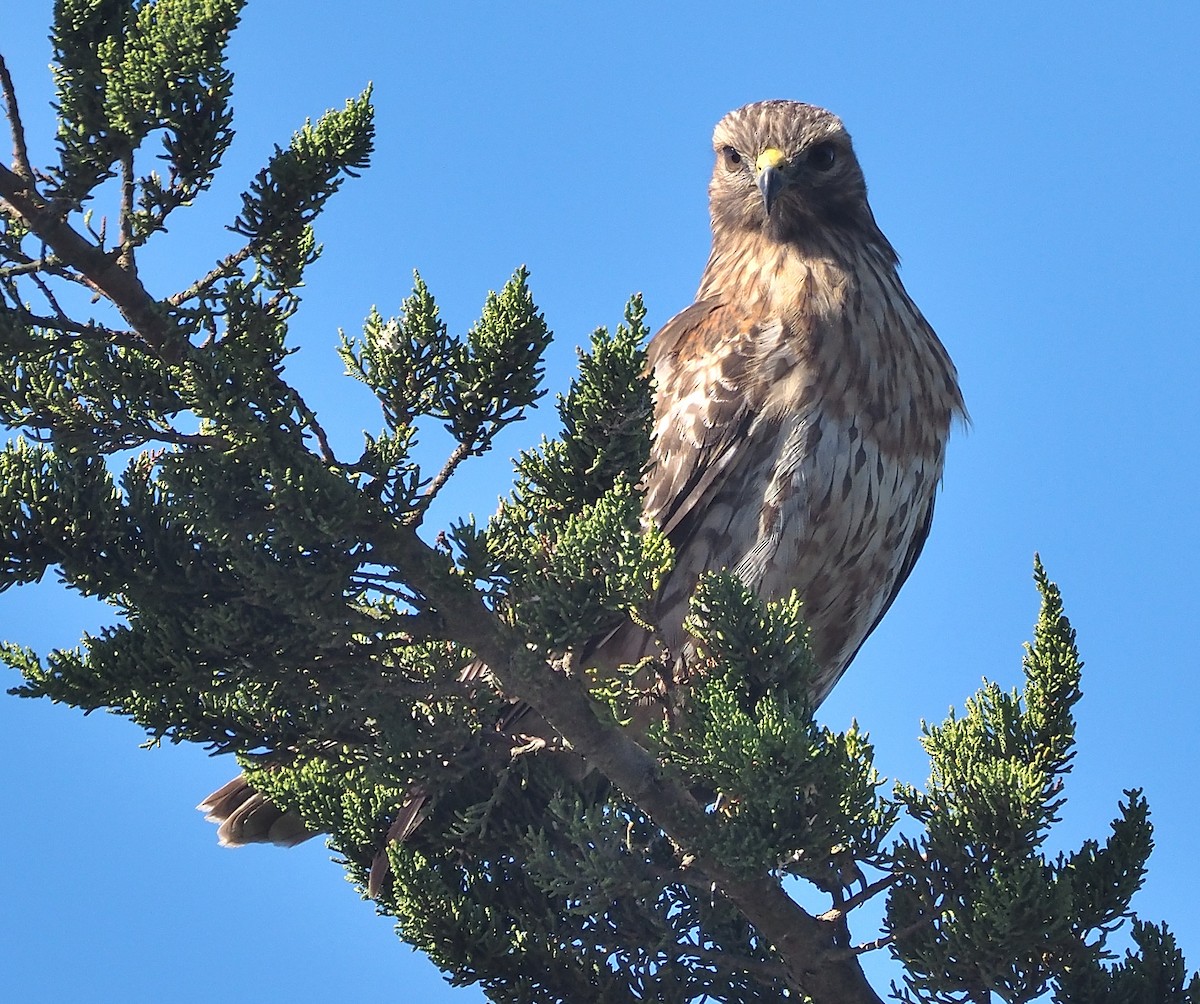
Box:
[709,100,873,245]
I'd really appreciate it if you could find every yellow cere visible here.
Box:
[755,147,788,172]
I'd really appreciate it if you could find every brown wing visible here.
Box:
[644,298,777,542]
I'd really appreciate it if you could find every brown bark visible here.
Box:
[0,164,176,356]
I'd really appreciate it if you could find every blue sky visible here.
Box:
[2,2,1198,1001]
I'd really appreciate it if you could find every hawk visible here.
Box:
[597,99,964,704]
[200,99,963,847]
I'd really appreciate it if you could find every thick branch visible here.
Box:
[374,523,885,1004]
[0,163,176,355]
[117,151,136,272]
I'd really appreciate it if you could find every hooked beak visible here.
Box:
[755,147,788,216]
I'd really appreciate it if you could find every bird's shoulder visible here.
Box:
[643,296,810,536]
[647,295,806,405]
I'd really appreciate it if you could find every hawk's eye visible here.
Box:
[808,142,837,172]
[720,146,743,171]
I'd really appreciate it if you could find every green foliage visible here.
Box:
[510,295,655,516]
[441,267,552,452]
[499,476,673,648]
[50,0,243,213]
[336,268,556,518]
[231,86,374,289]
[339,273,451,432]
[660,573,897,888]
[0,321,186,452]
[1055,920,1200,1004]
[458,297,666,648]
[886,559,1157,1004]
[377,765,793,1004]
[1,7,1194,1004]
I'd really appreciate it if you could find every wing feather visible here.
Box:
[644,298,784,542]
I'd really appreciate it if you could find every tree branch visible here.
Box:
[373,521,886,1004]
[6,308,138,342]
[0,163,178,357]
[117,150,137,272]
[167,241,261,307]
[413,441,475,518]
[0,256,54,279]
[820,872,898,923]
[680,945,792,986]
[0,55,34,182]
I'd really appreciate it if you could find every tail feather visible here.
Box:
[197,775,314,848]
[197,636,663,874]
[367,789,430,898]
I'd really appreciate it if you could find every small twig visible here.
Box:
[0,243,93,296]
[197,309,219,348]
[415,441,474,517]
[168,242,260,306]
[682,945,791,986]
[153,428,227,448]
[349,575,422,604]
[853,916,932,956]
[84,211,107,248]
[265,288,292,315]
[29,270,69,320]
[854,932,893,954]
[0,54,35,183]
[0,256,53,278]
[820,873,898,922]
[304,409,337,464]
[117,151,137,273]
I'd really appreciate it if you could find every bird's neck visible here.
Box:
[697,226,891,317]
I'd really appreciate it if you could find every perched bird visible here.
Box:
[200,99,963,848]
[601,99,963,704]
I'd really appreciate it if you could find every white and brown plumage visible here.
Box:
[598,99,963,705]
[201,100,962,847]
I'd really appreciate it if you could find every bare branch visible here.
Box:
[853,916,931,956]
[0,256,54,279]
[820,872,898,922]
[168,242,260,306]
[0,241,97,293]
[854,932,894,954]
[414,441,475,518]
[28,269,69,320]
[0,54,35,182]
[152,428,227,448]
